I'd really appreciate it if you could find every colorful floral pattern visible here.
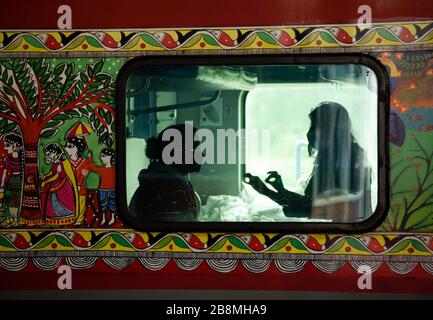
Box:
[2,231,433,256]
[1,231,433,275]
[0,22,432,53]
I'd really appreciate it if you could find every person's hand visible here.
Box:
[244,173,269,195]
[82,169,89,176]
[265,171,285,192]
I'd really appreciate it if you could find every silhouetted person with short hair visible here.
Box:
[129,123,202,222]
[245,102,372,219]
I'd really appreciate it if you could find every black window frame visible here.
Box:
[116,53,389,233]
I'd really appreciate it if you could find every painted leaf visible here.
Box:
[239,33,257,48]
[320,32,337,43]
[407,214,433,232]
[80,72,89,84]
[55,235,72,248]
[43,120,61,128]
[77,80,84,91]
[86,64,94,78]
[86,36,103,48]
[227,236,249,250]
[172,236,189,249]
[267,238,290,252]
[1,61,12,70]
[203,35,218,46]
[1,69,8,82]
[64,110,80,117]
[141,34,162,48]
[377,29,398,42]
[411,240,429,252]
[65,64,74,77]
[181,34,203,48]
[0,235,14,248]
[23,35,45,49]
[290,238,308,251]
[52,114,68,121]
[106,135,113,147]
[152,236,173,250]
[66,37,85,50]
[53,63,65,77]
[39,128,59,139]
[91,235,111,249]
[100,132,108,144]
[12,59,21,69]
[95,74,110,84]
[20,76,30,88]
[93,60,104,74]
[298,31,319,46]
[34,235,56,249]
[122,36,140,50]
[3,123,17,132]
[111,234,132,248]
[208,238,227,251]
[388,239,411,253]
[345,237,368,252]
[0,118,8,130]
[257,32,278,45]
[104,109,113,124]
[326,238,345,253]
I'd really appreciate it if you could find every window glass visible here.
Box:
[120,60,384,228]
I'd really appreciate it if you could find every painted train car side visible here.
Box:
[0,0,433,296]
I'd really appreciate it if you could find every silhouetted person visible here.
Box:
[129,123,202,222]
[245,102,372,219]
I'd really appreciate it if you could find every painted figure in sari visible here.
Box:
[90,148,116,226]
[40,143,79,225]
[65,136,94,225]
[0,133,24,227]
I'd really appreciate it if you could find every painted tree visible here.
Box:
[382,135,433,232]
[0,58,115,225]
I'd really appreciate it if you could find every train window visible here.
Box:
[116,55,388,232]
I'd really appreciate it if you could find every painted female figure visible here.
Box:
[64,136,93,225]
[0,133,24,227]
[40,143,78,225]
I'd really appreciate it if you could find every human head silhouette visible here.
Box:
[307,101,353,157]
[145,123,202,175]
[306,101,369,195]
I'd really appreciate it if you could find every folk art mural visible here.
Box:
[0,21,433,284]
[0,57,122,229]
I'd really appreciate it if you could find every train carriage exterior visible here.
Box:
[0,0,433,298]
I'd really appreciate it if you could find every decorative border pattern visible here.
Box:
[0,22,432,53]
[1,231,433,257]
[1,256,433,277]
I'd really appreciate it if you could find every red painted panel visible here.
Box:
[2,260,433,294]
[1,0,432,30]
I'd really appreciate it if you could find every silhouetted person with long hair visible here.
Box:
[245,102,372,219]
[129,123,202,222]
